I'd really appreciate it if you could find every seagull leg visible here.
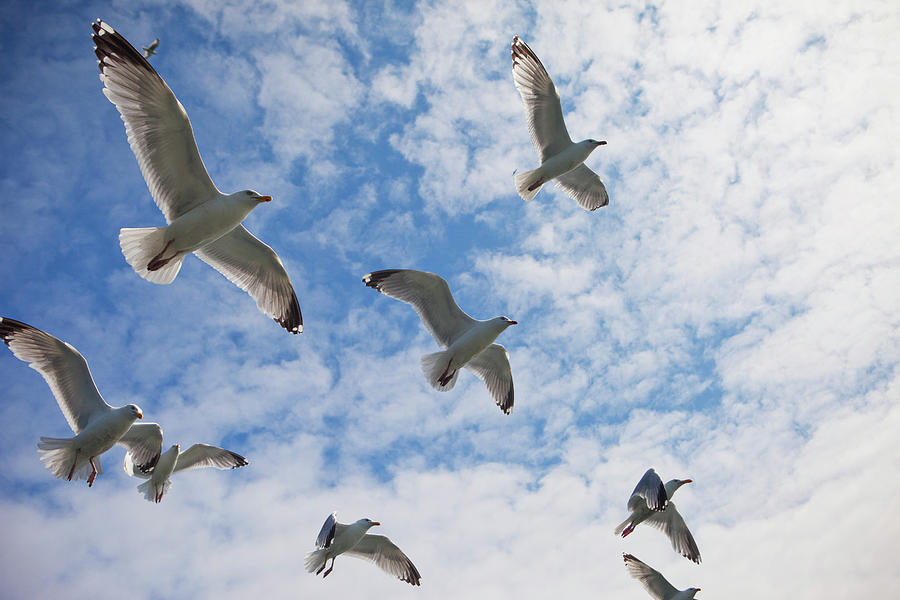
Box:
[322,558,335,578]
[527,178,545,192]
[438,360,456,386]
[621,523,634,537]
[67,449,80,481]
[147,240,174,271]
[315,558,328,576]
[87,457,98,487]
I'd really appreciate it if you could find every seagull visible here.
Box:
[0,317,162,486]
[363,269,517,414]
[141,38,159,58]
[124,442,249,503]
[615,469,701,563]
[511,36,609,211]
[623,554,701,600]
[305,513,421,586]
[92,20,302,334]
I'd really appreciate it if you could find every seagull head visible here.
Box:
[127,404,143,419]
[588,139,607,147]
[497,316,518,327]
[664,478,692,498]
[240,190,272,204]
[357,518,381,529]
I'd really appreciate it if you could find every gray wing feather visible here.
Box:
[511,36,572,162]
[631,468,668,512]
[119,422,163,476]
[345,534,422,586]
[645,502,702,564]
[93,20,217,222]
[363,269,476,347]
[0,318,110,433]
[464,344,514,414]
[315,513,337,549]
[623,554,678,600]
[173,443,249,473]
[554,164,609,211]
[195,226,302,334]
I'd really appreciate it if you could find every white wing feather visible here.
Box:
[644,502,702,563]
[345,534,422,586]
[173,443,249,473]
[623,554,678,600]
[464,344,514,414]
[555,164,609,211]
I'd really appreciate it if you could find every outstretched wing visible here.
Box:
[173,443,249,473]
[0,317,110,433]
[645,502,702,564]
[93,19,218,222]
[623,553,678,600]
[555,164,609,211]
[511,36,572,162]
[119,422,164,476]
[363,269,476,347]
[465,344,514,414]
[195,225,302,334]
[345,534,422,586]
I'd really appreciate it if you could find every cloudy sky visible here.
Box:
[1,0,898,597]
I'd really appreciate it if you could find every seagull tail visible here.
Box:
[137,478,171,503]
[421,351,460,391]
[514,168,544,202]
[119,227,184,285]
[304,549,328,574]
[37,437,97,481]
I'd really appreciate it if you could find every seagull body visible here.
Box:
[623,554,700,600]
[616,469,701,563]
[363,269,517,414]
[511,36,609,211]
[305,513,421,586]
[0,318,162,486]
[141,38,159,58]
[92,20,302,334]
[124,442,249,502]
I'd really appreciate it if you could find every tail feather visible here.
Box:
[304,549,327,574]
[137,478,171,503]
[119,227,183,284]
[514,168,544,202]
[421,351,459,391]
[37,437,100,481]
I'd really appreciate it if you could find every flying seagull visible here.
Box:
[0,318,162,486]
[305,513,421,586]
[92,20,302,334]
[624,554,701,600]
[124,442,249,503]
[363,269,517,414]
[141,38,159,58]
[615,469,701,563]
[511,36,609,211]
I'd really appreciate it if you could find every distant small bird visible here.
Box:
[511,36,609,211]
[92,20,302,334]
[615,469,701,563]
[124,442,249,503]
[623,554,701,600]
[141,38,159,58]
[305,513,421,586]
[0,318,162,486]
[363,269,517,414]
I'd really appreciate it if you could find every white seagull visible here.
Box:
[141,38,159,58]
[305,513,421,586]
[624,554,701,600]
[124,442,249,503]
[363,269,517,414]
[0,318,162,486]
[615,469,701,563]
[92,20,302,334]
[511,36,609,211]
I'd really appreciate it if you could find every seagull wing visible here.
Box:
[645,502,702,564]
[464,344,514,414]
[511,36,572,162]
[315,512,338,549]
[345,534,422,586]
[363,269,477,347]
[0,317,110,433]
[93,20,217,222]
[555,164,609,211]
[119,422,163,476]
[623,554,678,600]
[173,443,249,473]
[630,468,668,512]
[195,225,302,334]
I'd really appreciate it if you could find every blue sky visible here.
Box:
[1,0,898,597]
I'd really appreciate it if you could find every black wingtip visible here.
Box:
[92,18,159,77]
[499,382,514,415]
[229,451,250,468]
[0,317,35,347]
[276,289,303,334]
[362,269,403,291]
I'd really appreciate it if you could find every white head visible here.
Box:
[664,478,692,499]
[492,316,518,330]
[235,190,273,206]
[355,517,381,529]
[125,404,143,420]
